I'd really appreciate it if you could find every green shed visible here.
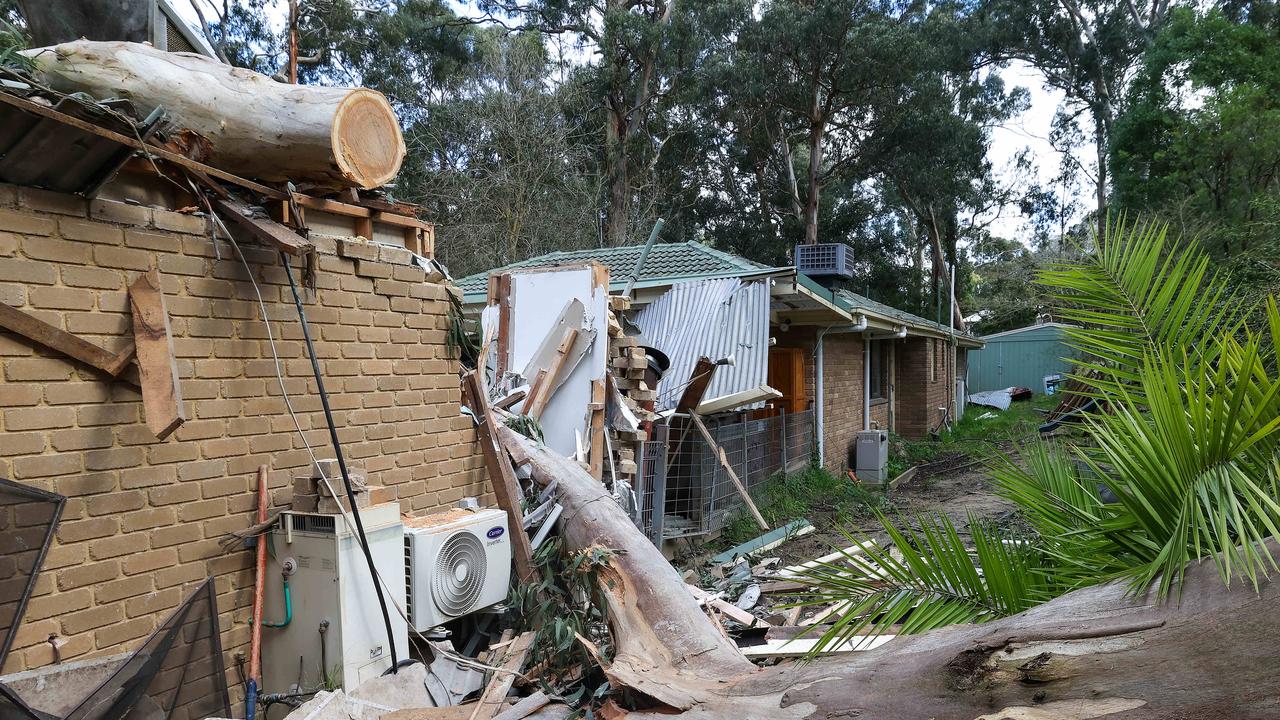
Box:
[968,323,1076,394]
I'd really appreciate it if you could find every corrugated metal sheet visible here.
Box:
[0,89,161,197]
[632,278,771,412]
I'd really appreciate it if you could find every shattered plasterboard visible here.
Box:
[504,266,609,457]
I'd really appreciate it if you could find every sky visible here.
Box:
[174,1,1087,245]
[986,62,1080,242]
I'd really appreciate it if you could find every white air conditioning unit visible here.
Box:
[262,503,409,693]
[404,508,512,632]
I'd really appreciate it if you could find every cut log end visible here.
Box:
[332,88,405,189]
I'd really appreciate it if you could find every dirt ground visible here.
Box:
[768,453,1018,568]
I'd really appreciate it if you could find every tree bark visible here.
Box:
[802,122,824,246]
[1094,106,1109,240]
[499,425,1280,719]
[25,40,406,189]
[605,107,631,247]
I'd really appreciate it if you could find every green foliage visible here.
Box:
[0,16,30,71]
[1039,217,1239,397]
[791,514,1050,652]
[444,289,479,369]
[799,218,1280,654]
[508,539,615,704]
[504,414,544,444]
[886,395,1057,479]
[716,465,887,547]
[1112,5,1280,277]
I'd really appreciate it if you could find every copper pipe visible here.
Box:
[249,464,269,685]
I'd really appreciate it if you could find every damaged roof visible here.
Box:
[461,241,982,346]
[456,241,780,301]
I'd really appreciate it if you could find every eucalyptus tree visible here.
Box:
[990,0,1177,235]
[479,0,749,247]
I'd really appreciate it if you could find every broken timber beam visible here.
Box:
[523,328,579,419]
[675,357,717,412]
[588,379,605,480]
[687,584,773,629]
[688,413,768,530]
[128,270,185,440]
[468,631,535,720]
[210,195,313,256]
[0,301,137,382]
[463,370,536,582]
[491,691,550,720]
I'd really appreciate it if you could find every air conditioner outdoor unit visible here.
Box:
[262,503,409,694]
[796,243,856,279]
[404,508,512,632]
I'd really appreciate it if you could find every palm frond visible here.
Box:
[1080,338,1280,597]
[989,441,1132,589]
[1036,216,1241,397]
[790,514,1046,656]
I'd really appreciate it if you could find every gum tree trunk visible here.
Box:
[26,41,406,189]
[499,426,1280,720]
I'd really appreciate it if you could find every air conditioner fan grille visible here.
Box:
[432,530,487,617]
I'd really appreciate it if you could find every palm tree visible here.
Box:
[794,218,1280,653]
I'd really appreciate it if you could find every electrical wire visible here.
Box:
[216,212,531,684]
[281,254,399,672]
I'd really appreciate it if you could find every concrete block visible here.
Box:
[0,652,128,716]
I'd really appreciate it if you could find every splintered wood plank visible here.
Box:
[464,369,536,582]
[689,413,767,530]
[491,690,550,720]
[588,379,605,480]
[675,356,717,412]
[210,195,313,256]
[524,329,580,419]
[492,273,512,376]
[0,301,137,383]
[128,270,185,439]
[469,631,536,720]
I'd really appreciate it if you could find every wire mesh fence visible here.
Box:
[638,410,814,543]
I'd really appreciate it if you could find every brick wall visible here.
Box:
[895,337,955,438]
[0,184,487,701]
[775,326,957,468]
[775,328,880,471]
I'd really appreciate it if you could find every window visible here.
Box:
[869,341,889,400]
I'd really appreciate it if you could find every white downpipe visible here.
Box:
[814,315,867,466]
[816,332,825,465]
[863,336,871,432]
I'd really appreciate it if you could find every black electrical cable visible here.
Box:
[282,255,399,672]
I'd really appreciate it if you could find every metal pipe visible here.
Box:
[814,327,829,466]
[262,577,292,628]
[814,316,867,464]
[863,337,872,432]
[247,464,269,720]
[622,218,664,299]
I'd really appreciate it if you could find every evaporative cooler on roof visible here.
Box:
[795,243,855,280]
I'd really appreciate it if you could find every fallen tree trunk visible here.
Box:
[25,41,405,189]
[498,426,1280,719]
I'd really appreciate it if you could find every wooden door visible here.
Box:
[767,347,808,415]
